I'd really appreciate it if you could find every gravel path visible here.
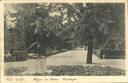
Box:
[4,48,125,70]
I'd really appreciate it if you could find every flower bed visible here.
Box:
[5,65,125,76]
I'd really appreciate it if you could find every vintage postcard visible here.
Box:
[0,0,128,83]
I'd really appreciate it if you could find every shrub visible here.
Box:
[4,51,27,62]
[94,49,125,59]
[5,65,125,76]
[50,65,125,76]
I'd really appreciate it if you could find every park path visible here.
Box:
[47,48,125,69]
[4,48,125,70]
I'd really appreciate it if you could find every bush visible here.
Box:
[5,65,125,76]
[50,65,125,76]
[4,51,27,62]
[13,51,27,61]
[104,49,125,59]
[4,67,27,76]
[94,49,125,59]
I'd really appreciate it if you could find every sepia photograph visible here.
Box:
[3,2,126,77]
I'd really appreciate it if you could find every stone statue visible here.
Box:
[29,6,48,57]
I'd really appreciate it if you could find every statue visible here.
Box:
[22,6,53,75]
[28,6,48,57]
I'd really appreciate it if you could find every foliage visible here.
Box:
[4,3,38,52]
[4,67,27,76]
[4,3,125,55]
[5,66,125,76]
[94,49,125,59]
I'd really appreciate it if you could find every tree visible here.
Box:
[4,3,38,52]
[84,3,125,62]
[59,3,124,63]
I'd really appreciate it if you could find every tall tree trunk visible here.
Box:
[84,41,87,50]
[9,28,14,60]
[86,40,93,64]
[99,44,103,59]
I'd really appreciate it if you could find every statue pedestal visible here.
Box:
[21,56,52,75]
[27,56,47,73]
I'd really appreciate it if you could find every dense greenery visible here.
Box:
[4,3,125,63]
[5,66,125,76]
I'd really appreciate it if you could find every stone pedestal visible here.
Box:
[27,56,47,73]
[103,55,106,59]
[21,56,53,75]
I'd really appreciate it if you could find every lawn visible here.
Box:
[5,65,125,76]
